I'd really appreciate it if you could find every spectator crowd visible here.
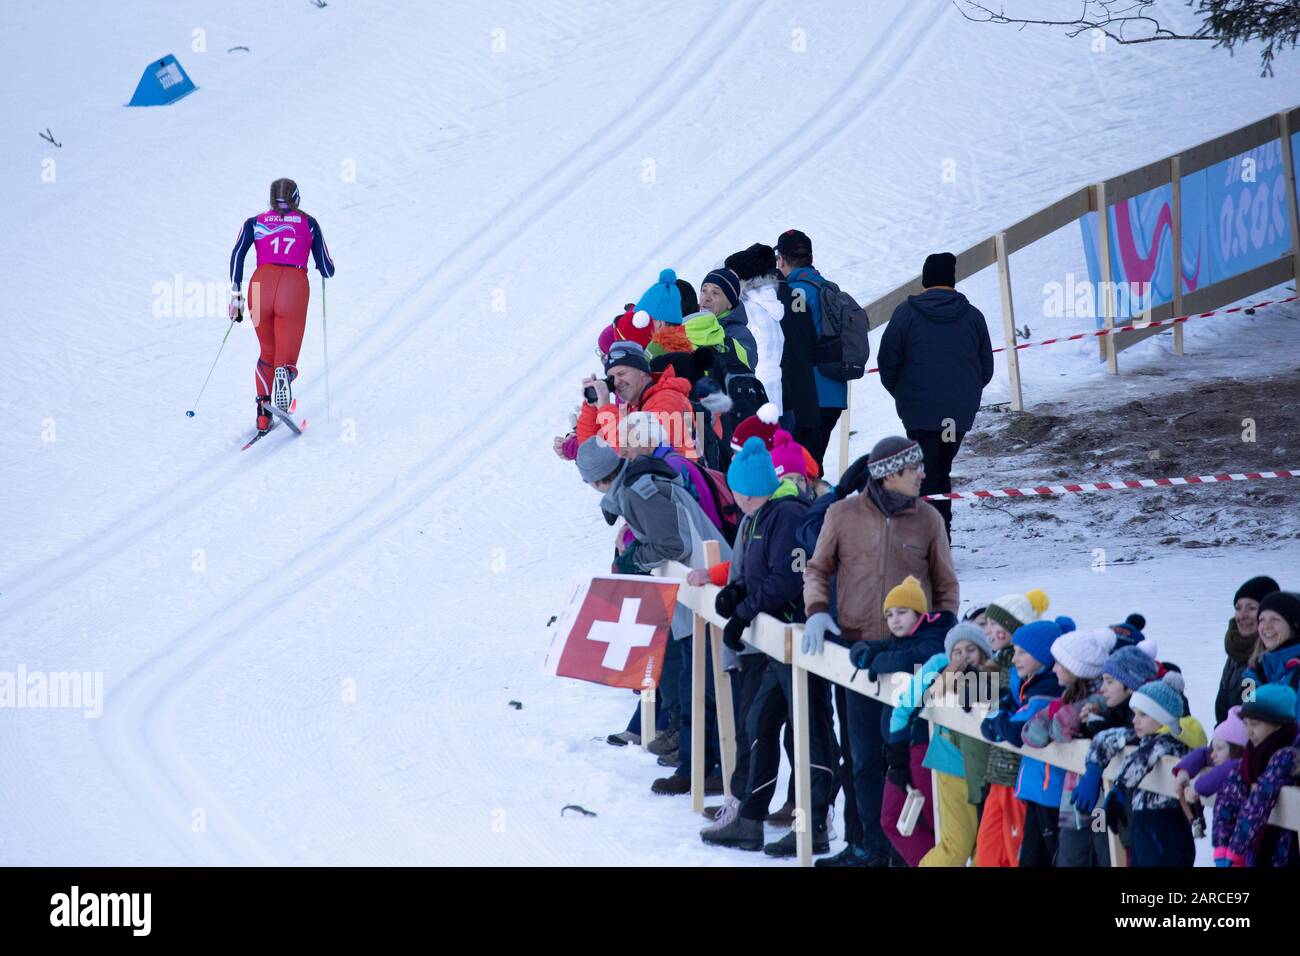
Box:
[554,230,1300,867]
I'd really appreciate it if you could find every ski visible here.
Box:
[241,426,274,451]
[240,400,303,451]
[266,400,307,435]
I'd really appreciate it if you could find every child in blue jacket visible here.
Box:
[980,616,1073,867]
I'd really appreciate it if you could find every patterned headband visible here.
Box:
[867,441,923,480]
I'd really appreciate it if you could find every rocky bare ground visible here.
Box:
[952,365,1300,552]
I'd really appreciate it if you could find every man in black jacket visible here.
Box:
[700,438,836,857]
[876,252,994,538]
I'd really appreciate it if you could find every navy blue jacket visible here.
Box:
[877,288,993,432]
[796,488,844,637]
[733,492,811,625]
[867,610,955,676]
[785,266,846,410]
[796,487,837,565]
[777,278,821,430]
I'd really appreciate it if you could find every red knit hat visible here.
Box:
[597,303,653,354]
[729,403,781,451]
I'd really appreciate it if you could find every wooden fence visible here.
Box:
[835,106,1300,477]
[656,557,1300,868]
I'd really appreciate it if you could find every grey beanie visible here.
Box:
[576,436,623,484]
[945,620,993,660]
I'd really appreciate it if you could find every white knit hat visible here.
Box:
[1050,627,1117,680]
[985,589,1049,635]
[1136,636,1159,660]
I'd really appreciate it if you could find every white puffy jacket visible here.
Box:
[738,275,785,415]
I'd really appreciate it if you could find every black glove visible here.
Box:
[1103,786,1130,834]
[849,640,878,671]
[722,616,751,652]
[714,582,748,620]
[612,543,641,575]
[885,741,912,789]
[837,453,872,498]
[956,664,981,711]
[981,711,1013,743]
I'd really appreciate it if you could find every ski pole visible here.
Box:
[186,318,237,417]
[321,278,332,422]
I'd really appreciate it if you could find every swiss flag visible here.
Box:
[553,576,679,689]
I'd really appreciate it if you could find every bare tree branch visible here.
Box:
[954,0,1214,46]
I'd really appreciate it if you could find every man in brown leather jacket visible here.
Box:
[802,435,960,866]
[804,436,960,644]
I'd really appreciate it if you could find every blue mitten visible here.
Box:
[1070,762,1104,814]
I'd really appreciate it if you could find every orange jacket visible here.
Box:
[576,366,698,457]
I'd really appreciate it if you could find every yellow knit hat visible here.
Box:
[883,575,928,616]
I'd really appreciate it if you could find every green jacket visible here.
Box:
[684,310,753,371]
[983,647,1022,787]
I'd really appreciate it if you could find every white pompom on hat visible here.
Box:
[1050,627,1117,680]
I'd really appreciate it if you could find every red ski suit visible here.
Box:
[229,208,335,401]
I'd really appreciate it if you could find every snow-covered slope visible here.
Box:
[1,0,1297,864]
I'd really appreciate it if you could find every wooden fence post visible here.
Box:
[699,539,735,799]
[708,627,736,799]
[790,628,813,867]
[994,231,1025,411]
[930,765,944,857]
[640,682,656,752]
[691,612,707,813]
[1170,155,1185,356]
[1279,110,1300,287]
[1094,181,1119,374]
[1102,776,1127,868]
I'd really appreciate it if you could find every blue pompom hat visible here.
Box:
[635,268,684,325]
[1012,615,1076,669]
[727,436,780,498]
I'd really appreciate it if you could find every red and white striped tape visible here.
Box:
[922,469,1298,501]
[864,295,1297,374]
[989,295,1299,357]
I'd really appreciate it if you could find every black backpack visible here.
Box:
[723,364,768,429]
[690,391,731,472]
[699,338,768,455]
[790,275,870,382]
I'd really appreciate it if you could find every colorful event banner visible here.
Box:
[1080,130,1298,326]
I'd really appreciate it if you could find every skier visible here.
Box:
[228,178,336,433]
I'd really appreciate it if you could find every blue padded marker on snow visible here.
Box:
[127,54,197,107]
